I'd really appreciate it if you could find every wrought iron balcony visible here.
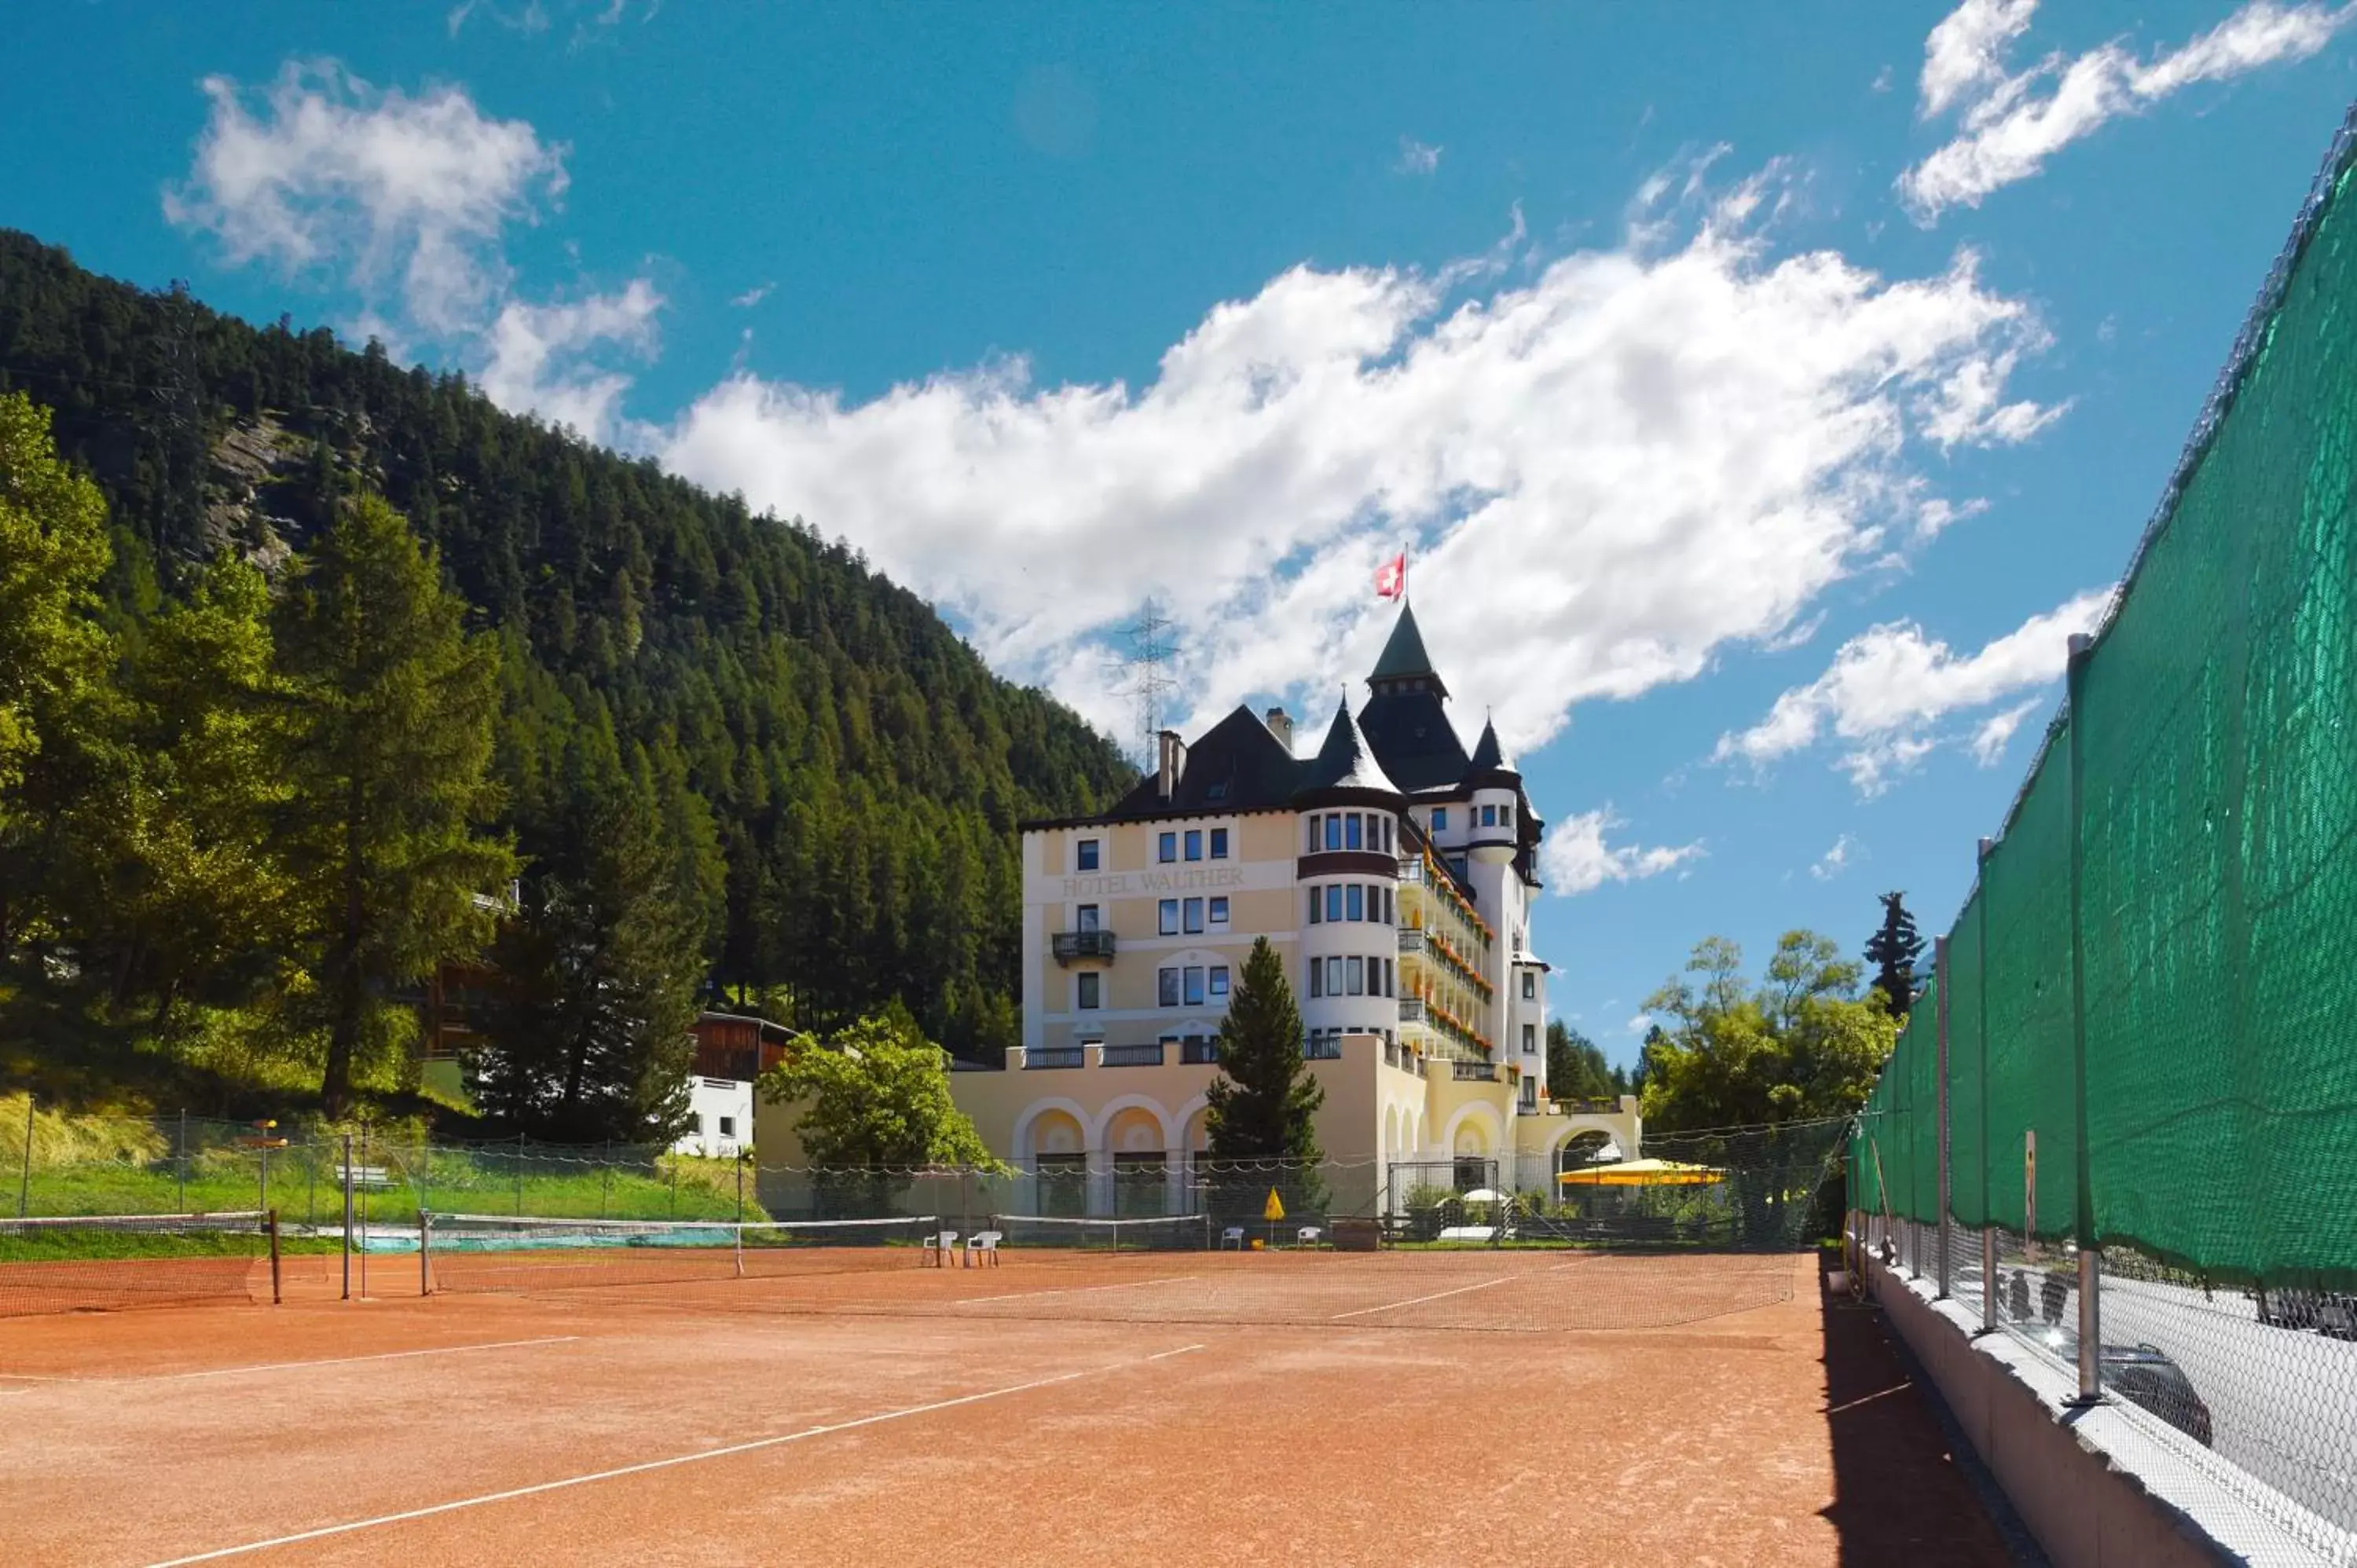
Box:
[1025,1046,1085,1069]
[1303,1035,1343,1061]
[1180,1039,1219,1064]
[1397,997,1426,1024]
[1397,928,1427,956]
[1102,1042,1164,1068]
[1051,929,1117,965]
[1450,1061,1498,1082]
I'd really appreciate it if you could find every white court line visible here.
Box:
[951,1274,1194,1306]
[143,1344,1205,1566]
[1328,1258,1586,1321]
[0,1336,578,1386]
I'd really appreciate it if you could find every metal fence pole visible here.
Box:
[340,1131,354,1302]
[515,1133,526,1217]
[2066,633,2102,1405]
[358,1122,369,1301]
[16,1094,32,1218]
[1936,934,1952,1300]
[1977,837,1997,1334]
[177,1108,188,1213]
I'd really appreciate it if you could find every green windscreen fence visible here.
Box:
[1852,107,2357,1288]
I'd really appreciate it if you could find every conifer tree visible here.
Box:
[1204,936,1323,1162]
[275,493,517,1116]
[1864,891,1926,1020]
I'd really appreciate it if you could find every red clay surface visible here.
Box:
[0,1248,2016,1566]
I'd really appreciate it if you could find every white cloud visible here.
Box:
[1716,587,2111,793]
[1902,1,2355,222]
[658,161,2059,752]
[1396,136,1442,175]
[731,282,775,310]
[1970,697,2043,764]
[167,64,660,438]
[1540,808,1705,897]
[165,61,570,334]
[480,280,664,445]
[1624,1012,1655,1039]
[1809,833,1857,881]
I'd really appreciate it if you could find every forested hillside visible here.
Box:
[0,229,1135,1124]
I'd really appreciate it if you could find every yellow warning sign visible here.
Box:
[1263,1188,1286,1222]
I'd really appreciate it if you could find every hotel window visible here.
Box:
[1077,904,1100,932]
[1345,813,1363,850]
[1159,899,1179,936]
[1159,967,1180,1007]
[1325,956,1343,996]
[1325,885,1343,922]
[718,1116,735,1139]
[1431,808,1448,831]
[1520,1079,1538,1111]
[1209,965,1230,1000]
[1325,815,1342,851]
[1159,831,1177,863]
[1184,966,1206,1006]
[1500,805,1512,829]
[1481,804,1497,827]
[1209,896,1229,928]
[1307,888,1321,925]
[1309,962,1324,998]
[1345,885,1364,921]
[1076,837,1100,871]
[1522,1024,1536,1054]
[1346,956,1365,995]
[1305,815,1320,852]
[1384,817,1394,852]
[1210,827,1229,859]
[1521,971,1535,1000]
[1185,829,1203,861]
[1382,958,1394,997]
[1183,897,1204,934]
[1077,973,1102,1010]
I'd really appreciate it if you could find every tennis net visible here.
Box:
[420,1212,940,1295]
[988,1213,1214,1251]
[0,1211,281,1317]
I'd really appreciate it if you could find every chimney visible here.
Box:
[1157,729,1186,799]
[1265,705,1294,753]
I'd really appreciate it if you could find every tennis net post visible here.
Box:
[419,1206,431,1296]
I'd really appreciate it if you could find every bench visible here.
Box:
[1435,1225,1497,1244]
[334,1166,395,1191]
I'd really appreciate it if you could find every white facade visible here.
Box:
[676,1076,754,1158]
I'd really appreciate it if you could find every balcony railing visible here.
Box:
[1303,1036,1343,1061]
[1051,930,1117,965]
[1026,1046,1085,1069]
[1396,857,1424,884]
[1180,1039,1219,1065]
[1397,997,1425,1024]
[1102,1042,1164,1068]
[1396,928,1426,956]
[1552,1096,1622,1115]
[1451,1061,1497,1082]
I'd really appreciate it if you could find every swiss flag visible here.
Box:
[1374,551,1406,600]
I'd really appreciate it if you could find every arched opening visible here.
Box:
[1451,1119,1494,1193]
[1105,1106,1168,1218]
[1027,1108,1087,1218]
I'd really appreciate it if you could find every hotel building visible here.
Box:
[888,606,1640,1216]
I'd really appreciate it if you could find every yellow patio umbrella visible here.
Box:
[1557,1158,1723,1187]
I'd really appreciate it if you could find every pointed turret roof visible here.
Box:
[1467,715,1516,775]
[1369,603,1443,691]
[1295,695,1403,798]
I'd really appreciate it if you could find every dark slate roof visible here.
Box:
[1293,698,1403,798]
[1466,716,1516,775]
[1357,685,1468,793]
[1369,603,1445,692]
[1093,704,1302,822]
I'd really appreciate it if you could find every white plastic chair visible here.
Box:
[966,1230,1002,1267]
[1296,1225,1323,1247]
[1219,1225,1245,1250]
[924,1229,959,1267]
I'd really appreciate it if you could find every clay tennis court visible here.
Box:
[0,1244,2018,1566]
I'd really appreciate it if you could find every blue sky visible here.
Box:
[5,2,2353,1061]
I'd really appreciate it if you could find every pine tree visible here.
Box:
[275,493,518,1116]
[1204,936,1323,1162]
[1864,891,1926,1020]
[478,723,707,1141]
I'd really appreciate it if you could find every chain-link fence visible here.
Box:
[1848,102,2357,1562]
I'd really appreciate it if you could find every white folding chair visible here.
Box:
[1219,1225,1245,1250]
[1296,1225,1323,1247]
[966,1230,1002,1267]
[924,1229,959,1267]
